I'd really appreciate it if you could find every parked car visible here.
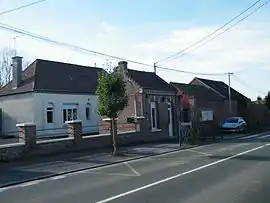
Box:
[220,117,247,133]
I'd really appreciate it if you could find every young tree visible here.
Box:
[96,67,128,155]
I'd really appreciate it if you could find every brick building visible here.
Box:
[171,82,225,128]
[190,77,250,122]
[99,61,181,140]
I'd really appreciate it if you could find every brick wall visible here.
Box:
[0,121,172,161]
[196,100,224,127]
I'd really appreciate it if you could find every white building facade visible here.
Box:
[0,92,99,137]
[0,57,102,137]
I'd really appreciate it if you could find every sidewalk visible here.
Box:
[0,133,247,188]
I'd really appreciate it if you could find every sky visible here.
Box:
[0,0,269,100]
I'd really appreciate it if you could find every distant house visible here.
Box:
[0,56,102,137]
[99,61,180,139]
[171,82,225,126]
[190,77,250,121]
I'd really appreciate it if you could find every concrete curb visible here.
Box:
[0,132,268,189]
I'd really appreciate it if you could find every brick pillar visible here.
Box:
[16,123,36,148]
[66,120,83,143]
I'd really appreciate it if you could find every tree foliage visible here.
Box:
[96,67,128,119]
[265,91,270,110]
[255,96,264,104]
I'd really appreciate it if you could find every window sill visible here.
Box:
[151,128,162,132]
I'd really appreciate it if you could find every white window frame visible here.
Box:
[85,103,90,120]
[62,104,79,123]
[46,103,54,124]
[150,102,157,129]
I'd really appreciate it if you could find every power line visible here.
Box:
[156,66,227,76]
[175,0,270,58]
[0,0,48,15]
[156,0,265,64]
[0,22,230,76]
[0,22,153,67]
[232,74,265,95]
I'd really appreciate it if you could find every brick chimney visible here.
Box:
[118,61,128,73]
[12,56,23,89]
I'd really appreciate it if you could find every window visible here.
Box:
[150,102,157,129]
[63,104,78,123]
[46,103,54,124]
[85,103,90,120]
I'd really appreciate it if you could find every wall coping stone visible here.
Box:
[37,137,74,144]
[102,118,118,122]
[16,123,36,127]
[0,142,25,149]
[65,120,82,124]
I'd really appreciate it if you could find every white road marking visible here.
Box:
[96,144,268,203]
[258,134,270,139]
[87,171,137,177]
[186,149,212,156]
[19,179,45,187]
[124,162,140,176]
[239,134,262,140]
[49,175,66,180]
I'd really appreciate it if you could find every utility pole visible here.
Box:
[154,62,157,74]
[228,72,233,115]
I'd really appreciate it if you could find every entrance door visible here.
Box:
[168,103,173,137]
[45,103,55,135]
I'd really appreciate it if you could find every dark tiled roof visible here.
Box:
[127,69,175,92]
[194,77,249,101]
[0,59,103,96]
[171,82,224,101]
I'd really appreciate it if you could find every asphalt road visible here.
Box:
[0,133,270,203]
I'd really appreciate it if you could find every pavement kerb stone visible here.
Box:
[1,131,269,189]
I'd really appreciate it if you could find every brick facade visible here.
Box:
[66,120,83,143]
[16,123,36,148]
[99,73,142,134]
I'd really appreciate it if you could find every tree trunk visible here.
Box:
[111,118,118,156]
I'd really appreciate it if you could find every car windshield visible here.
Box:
[225,117,239,123]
